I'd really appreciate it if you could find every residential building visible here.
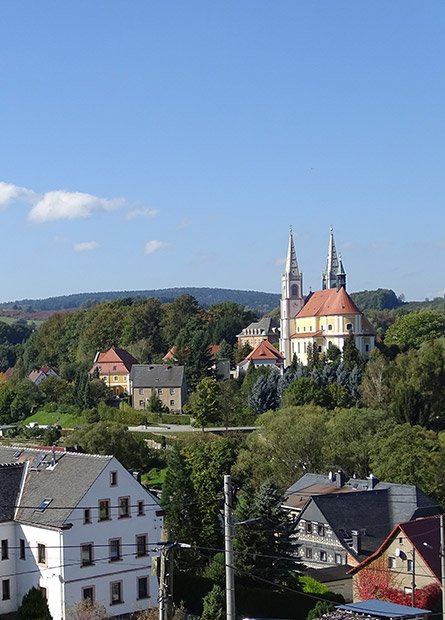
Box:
[236,317,279,350]
[90,346,139,396]
[27,366,59,385]
[0,446,163,619]
[130,364,187,413]
[237,340,285,377]
[349,515,443,604]
[280,227,376,367]
[284,472,441,570]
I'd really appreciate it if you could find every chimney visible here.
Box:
[351,530,361,555]
[335,470,346,489]
[368,473,379,490]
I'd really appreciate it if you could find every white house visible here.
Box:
[0,446,164,619]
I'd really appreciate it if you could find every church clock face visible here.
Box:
[290,300,301,315]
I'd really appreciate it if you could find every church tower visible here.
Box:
[280,227,304,366]
[322,226,343,290]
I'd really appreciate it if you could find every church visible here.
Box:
[279,227,376,367]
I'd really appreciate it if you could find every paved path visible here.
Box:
[128,424,259,434]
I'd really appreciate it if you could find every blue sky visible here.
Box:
[1,1,444,303]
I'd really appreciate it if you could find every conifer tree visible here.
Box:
[17,587,52,620]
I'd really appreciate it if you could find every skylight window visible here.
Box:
[36,498,53,512]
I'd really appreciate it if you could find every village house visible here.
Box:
[27,366,59,385]
[89,346,139,396]
[237,339,285,377]
[0,446,163,619]
[236,317,279,350]
[349,515,443,606]
[129,364,187,413]
[284,472,441,570]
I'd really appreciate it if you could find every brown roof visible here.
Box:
[297,287,362,318]
[284,483,358,510]
[245,339,284,362]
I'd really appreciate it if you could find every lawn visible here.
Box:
[141,467,167,489]
[20,410,86,429]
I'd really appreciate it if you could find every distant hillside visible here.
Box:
[350,289,404,311]
[0,287,281,316]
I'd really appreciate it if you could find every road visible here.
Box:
[128,424,259,434]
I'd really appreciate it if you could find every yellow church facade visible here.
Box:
[280,228,376,367]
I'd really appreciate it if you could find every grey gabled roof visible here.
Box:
[299,486,440,561]
[0,463,24,522]
[0,446,111,528]
[130,364,185,388]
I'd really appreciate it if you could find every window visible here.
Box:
[136,534,148,557]
[81,543,94,567]
[138,576,149,599]
[305,522,312,534]
[407,559,413,572]
[169,388,175,395]
[139,388,144,395]
[82,586,94,602]
[99,499,110,521]
[137,501,145,516]
[118,497,130,518]
[1,539,8,560]
[335,553,342,565]
[328,324,333,330]
[36,498,52,512]
[109,539,121,562]
[170,400,175,406]
[305,547,312,559]
[320,550,327,562]
[112,365,117,371]
[317,524,325,537]
[113,376,119,381]
[388,556,396,569]
[346,323,353,330]
[40,586,47,599]
[2,579,10,601]
[158,388,163,395]
[365,344,369,352]
[84,509,91,524]
[37,543,46,565]
[19,539,26,560]
[139,400,145,407]
[110,471,118,486]
[318,345,322,353]
[110,581,123,605]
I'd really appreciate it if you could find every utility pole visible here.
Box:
[224,474,236,620]
[411,546,415,607]
[158,542,191,620]
[441,514,445,620]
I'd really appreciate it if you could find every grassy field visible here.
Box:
[142,467,167,489]
[0,316,43,326]
[20,410,86,428]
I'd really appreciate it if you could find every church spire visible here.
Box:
[336,254,346,290]
[322,226,340,290]
[285,226,300,277]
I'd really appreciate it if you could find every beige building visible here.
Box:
[90,346,139,396]
[350,515,442,605]
[237,317,279,349]
[129,364,186,413]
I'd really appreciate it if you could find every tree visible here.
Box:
[248,370,280,414]
[201,584,224,620]
[67,600,109,619]
[233,406,329,489]
[306,601,335,620]
[370,423,440,497]
[187,377,221,429]
[326,342,342,364]
[235,480,297,583]
[207,301,255,346]
[161,294,201,345]
[360,351,390,409]
[342,331,362,370]
[384,310,445,350]
[66,422,156,471]
[161,444,201,555]
[175,317,214,391]
[281,377,328,408]
[17,587,52,620]
[235,342,253,363]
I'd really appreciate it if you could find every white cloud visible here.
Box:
[73,241,98,253]
[144,240,167,255]
[126,207,158,220]
[29,190,125,223]
[0,181,36,209]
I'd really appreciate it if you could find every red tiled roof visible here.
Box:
[91,346,139,373]
[297,287,362,318]
[209,344,221,356]
[245,340,284,362]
